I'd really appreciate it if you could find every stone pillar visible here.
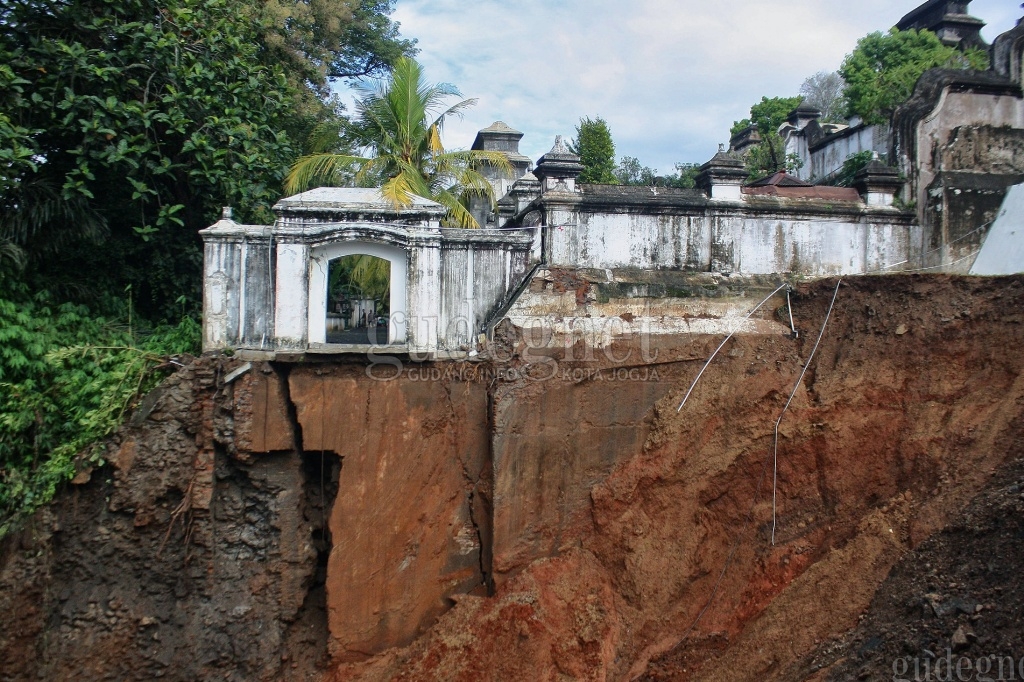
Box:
[201,239,237,352]
[854,155,904,207]
[534,136,585,194]
[274,239,310,349]
[695,145,748,201]
[407,240,442,356]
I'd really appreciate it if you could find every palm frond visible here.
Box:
[0,237,25,270]
[285,153,369,194]
[292,56,502,228]
[305,119,348,154]
[433,188,480,229]
[0,176,107,251]
[380,171,422,208]
[431,98,478,133]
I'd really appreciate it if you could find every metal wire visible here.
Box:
[677,283,789,412]
[771,279,842,545]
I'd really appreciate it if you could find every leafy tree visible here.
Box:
[259,0,416,140]
[327,0,418,81]
[730,95,804,139]
[612,158,701,189]
[1,0,415,317]
[800,71,846,123]
[570,116,618,184]
[665,163,701,189]
[328,254,390,314]
[731,95,803,180]
[0,0,304,319]
[262,0,415,87]
[615,156,657,186]
[285,57,510,228]
[841,28,990,125]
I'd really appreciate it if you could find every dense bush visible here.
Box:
[0,280,200,536]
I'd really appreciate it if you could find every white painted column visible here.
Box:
[408,243,441,354]
[274,241,310,349]
[202,242,233,352]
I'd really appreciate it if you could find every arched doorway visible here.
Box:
[308,242,408,345]
[325,255,390,344]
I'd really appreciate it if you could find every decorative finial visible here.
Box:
[719,143,726,153]
[551,135,569,154]
[222,206,233,220]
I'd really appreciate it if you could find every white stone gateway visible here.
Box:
[200,188,533,357]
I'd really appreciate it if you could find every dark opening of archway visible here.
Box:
[325,255,391,344]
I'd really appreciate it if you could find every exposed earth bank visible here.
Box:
[2,275,1023,682]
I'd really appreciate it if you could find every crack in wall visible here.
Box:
[270,362,342,670]
[444,379,494,595]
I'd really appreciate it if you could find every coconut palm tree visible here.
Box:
[285,57,511,228]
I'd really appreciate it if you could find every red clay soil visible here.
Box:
[328,275,1024,682]
[3,275,1024,682]
[795,451,1024,682]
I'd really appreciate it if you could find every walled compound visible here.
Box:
[200,188,531,355]
[201,0,1024,358]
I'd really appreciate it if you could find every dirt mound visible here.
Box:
[798,452,1024,682]
[328,275,1024,681]
[3,275,1024,682]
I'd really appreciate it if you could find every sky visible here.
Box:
[340,0,1021,175]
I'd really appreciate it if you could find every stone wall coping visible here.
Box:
[200,219,534,250]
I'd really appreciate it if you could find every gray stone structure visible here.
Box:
[896,0,988,50]
[201,188,532,355]
[468,121,532,228]
[200,0,1024,357]
[892,68,1024,270]
[500,138,915,276]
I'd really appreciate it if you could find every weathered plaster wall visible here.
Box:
[548,202,916,276]
[912,91,1024,218]
[971,182,1024,274]
[808,124,888,182]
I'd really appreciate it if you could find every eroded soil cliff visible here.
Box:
[2,275,1023,682]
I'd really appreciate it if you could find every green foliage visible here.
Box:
[841,28,990,125]
[286,57,509,228]
[571,117,618,184]
[329,254,390,303]
[262,0,416,87]
[614,159,700,189]
[328,0,418,81]
[666,163,701,189]
[824,150,880,186]
[731,96,803,181]
[615,156,656,186]
[730,96,803,138]
[0,281,200,537]
[0,0,305,319]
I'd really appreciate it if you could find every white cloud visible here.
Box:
[341,0,1021,174]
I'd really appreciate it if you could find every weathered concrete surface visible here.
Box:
[285,365,491,660]
[504,269,792,344]
[972,182,1024,274]
[201,188,533,355]
[490,369,675,579]
[534,185,917,276]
